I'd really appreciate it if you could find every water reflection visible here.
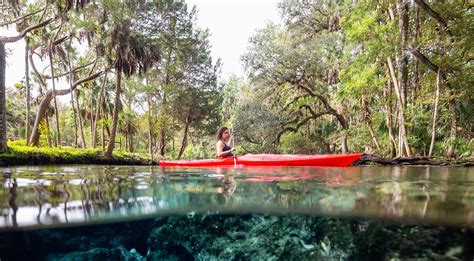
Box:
[0,165,473,230]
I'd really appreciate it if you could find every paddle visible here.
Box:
[231,125,236,168]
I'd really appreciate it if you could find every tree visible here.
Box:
[104,7,161,156]
[409,0,471,158]
[1,2,55,150]
[164,28,220,159]
[336,0,472,157]
[135,0,197,157]
[243,16,350,152]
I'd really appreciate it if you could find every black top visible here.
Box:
[222,143,234,157]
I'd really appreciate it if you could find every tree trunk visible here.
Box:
[49,49,61,146]
[75,89,86,148]
[177,112,191,160]
[29,92,53,146]
[397,0,412,156]
[158,48,173,157]
[412,4,420,103]
[45,116,52,147]
[89,91,94,148]
[341,135,348,154]
[159,128,166,156]
[67,51,78,148]
[25,40,31,145]
[124,132,128,152]
[105,70,121,157]
[147,93,153,161]
[101,99,105,151]
[446,92,458,158]
[93,73,107,148]
[428,63,442,156]
[331,113,349,154]
[0,43,6,151]
[387,57,411,156]
[384,81,397,157]
[397,0,409,107]
[363,96,381,152]
[398,112,404,156]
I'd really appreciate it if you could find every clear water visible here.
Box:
[1,165,473,230]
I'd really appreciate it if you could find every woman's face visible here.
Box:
[222,129,230,141]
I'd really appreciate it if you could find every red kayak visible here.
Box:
[159,153,362,167]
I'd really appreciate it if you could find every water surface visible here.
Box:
[1,165,473,230]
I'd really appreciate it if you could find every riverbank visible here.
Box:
[0,145,154,166]
[0,145,471,166]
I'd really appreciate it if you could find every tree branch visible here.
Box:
[0,7,46,27]
[44,61,94,80]
[281,94,308,112]
[1,17,55,43]
[410,46,439,72]
[275,115,313,144]
[413,0,452,35]
[410,45,455,91]
[55,69,106,96]
[28,50,48,94]
[242,134,263,145]
[299,104,328,119]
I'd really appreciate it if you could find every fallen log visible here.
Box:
[355,154,474,167]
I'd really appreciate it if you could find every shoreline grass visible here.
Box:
[0,143,155,166]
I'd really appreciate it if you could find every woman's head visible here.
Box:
[216,126,230,140]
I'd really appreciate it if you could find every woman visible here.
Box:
[216,126,236,158]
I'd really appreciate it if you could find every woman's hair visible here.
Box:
[216,126,228,140]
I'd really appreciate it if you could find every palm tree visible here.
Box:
[104,19,160,156]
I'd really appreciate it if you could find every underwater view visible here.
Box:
[1,165,473,260]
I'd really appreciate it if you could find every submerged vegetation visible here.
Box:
[0,0,472,162]
[1,214,472,260]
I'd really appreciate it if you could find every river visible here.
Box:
[0,165,473,259]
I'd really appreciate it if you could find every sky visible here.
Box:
[3,0,280,88]
[186,0,280,78]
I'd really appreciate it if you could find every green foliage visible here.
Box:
[8,139,27,146]
[181,136,215,160]
[279,133,318,154]
[6,141,99,162]
[38,120,50,138]
[3,141,151,164]
[445,138,473,159]
[9,144,97,157]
